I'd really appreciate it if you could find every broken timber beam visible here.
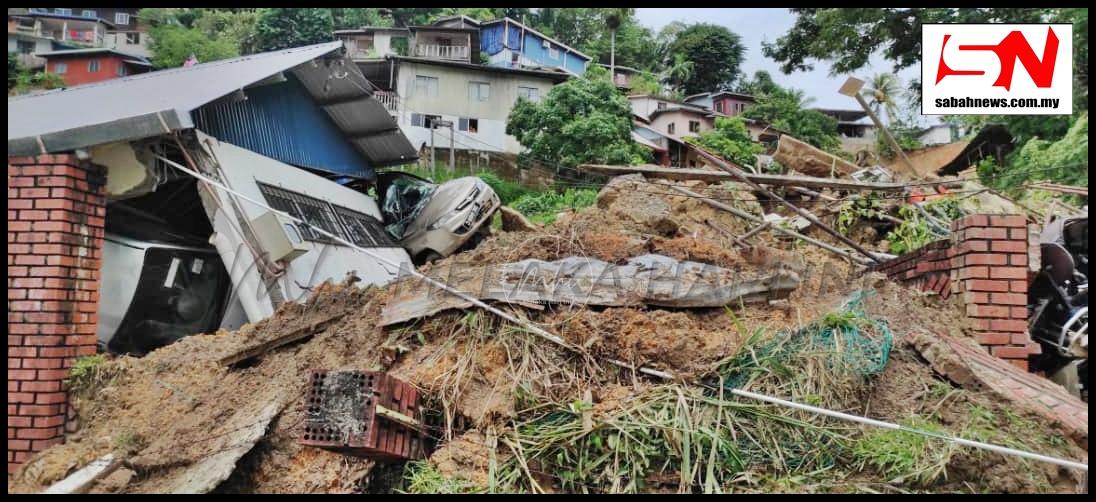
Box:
[733,221,771,248]
[688,145,883,264]
[579,164,910,192]
[219,312,346,366]
[669,185,874,266]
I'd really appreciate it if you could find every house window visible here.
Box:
[689,121,700,133]
[412,113,443,129]
[55,8,72,15]
[468,81,490,102]
[510,52,520,66]
[82,10,96,18]
[458,117,479,133]
[16,40,35,54]
[414,75,439,97]
[667,122,676,135]
[257,182,395,248]
[87,59,101,72]
[548,46,559,59]
[436,37,452,46]
[125,32,140,44]
[656,102,667,110]
[714,101,724,114]
[117,65,127,77]
[517,86,540,102]
[115,12,131,25]
[53,62,67,74]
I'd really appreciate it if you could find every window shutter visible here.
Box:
[459,118,468,131]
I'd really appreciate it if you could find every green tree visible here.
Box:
[862,73,901,125]
[145,24,239,68]
[387,8,444,27]
[253,8,334,52]
[506,66,651,169]
[663,23,746,95]
[978,113,1088,192]
[191,9,258,55]
[332,8,390,30]
[685,117,765,167]
[743,81,840,152]
[529,9,658,71]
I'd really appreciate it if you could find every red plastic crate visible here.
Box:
[300,370,424,462]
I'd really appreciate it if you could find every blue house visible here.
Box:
[480,17,591,75]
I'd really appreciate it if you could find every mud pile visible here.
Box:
[8,176,1087,494]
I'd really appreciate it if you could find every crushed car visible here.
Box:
[376,170,501,263]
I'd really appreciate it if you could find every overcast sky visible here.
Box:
[635,8,924,115]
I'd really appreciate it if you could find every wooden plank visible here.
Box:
[43,454,123,494]
[219,312,345,366]
[579,164,910,192]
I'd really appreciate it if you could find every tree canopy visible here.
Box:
[740,72,841,152]
[663,23,746,95]
[506,66,651,169]
[138,8,254,68]
[253,8,334,52]
[685,117,764,168]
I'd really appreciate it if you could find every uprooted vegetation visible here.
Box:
[8,175,1086,494]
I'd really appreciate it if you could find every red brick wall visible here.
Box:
[872,214,1040,371]
[8,154,107,473]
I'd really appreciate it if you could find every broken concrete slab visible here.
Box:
[380,254,801,326]
[42,454,122,494]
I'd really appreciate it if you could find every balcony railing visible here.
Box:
[374,90,400,114]
[414,44,469,61]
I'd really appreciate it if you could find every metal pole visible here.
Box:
[449,123,455,173]
[430,124,436,177]
[854,93,916,175]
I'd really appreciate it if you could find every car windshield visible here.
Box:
[381,174,437,239]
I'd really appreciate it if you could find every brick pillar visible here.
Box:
[950,214,1041,371]
[8,154,107,473]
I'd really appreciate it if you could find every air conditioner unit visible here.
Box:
[250,211,310,263]
[542,40,551,49]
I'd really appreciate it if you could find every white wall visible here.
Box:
[919,126,953,146]
[395,61,558,155]
[195,132,412,322]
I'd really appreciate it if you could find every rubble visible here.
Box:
[7,174,1089,494]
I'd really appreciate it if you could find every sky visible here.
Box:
[634,8,924,116]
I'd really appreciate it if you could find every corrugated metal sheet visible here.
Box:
[8,41,418,167]
[192,75,373,179]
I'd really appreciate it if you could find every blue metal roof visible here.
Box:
[193,75,374,180]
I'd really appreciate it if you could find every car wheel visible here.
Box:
[417,250,443,265]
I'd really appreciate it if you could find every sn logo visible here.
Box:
[935,26,1060,91]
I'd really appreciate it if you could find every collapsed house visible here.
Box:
[7,41,423,471]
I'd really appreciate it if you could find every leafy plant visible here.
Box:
[112,430,147,455]
[253,8,334,52]
[507,66,651,169]
[685,116,765,168]
[835,192,884,236]
[510,189,598,224]
[65,354,111,396]
[9,70,67,96]
[400,460,487,494]
[851,417,956,486]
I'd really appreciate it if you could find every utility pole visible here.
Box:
[839,77,916,175]
[448,122,455,173]
[429,123,436,177]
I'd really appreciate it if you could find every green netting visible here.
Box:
[720,288,894,391]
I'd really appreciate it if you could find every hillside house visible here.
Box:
[630,95,717,140]
[480,17,590,75]
[39,47,151,86]
[684,91,756,117]
[598,63,643,90]
[813,108,877,155]
[336,17,480,64]
[359,55,569,155]
[8,8,151,59]
[7,32,65,69]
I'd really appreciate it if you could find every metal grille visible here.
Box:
[332,204,397,248]
[257,182,345,244]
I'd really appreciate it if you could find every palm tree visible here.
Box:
[862,73,901,125]
[662,53,694,94]
[604,8,630,83]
